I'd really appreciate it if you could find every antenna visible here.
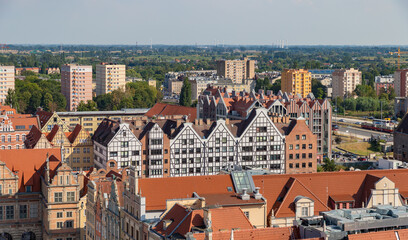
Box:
[150,39,153,49]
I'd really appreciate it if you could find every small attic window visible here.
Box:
[227,187,233,192]
[123,131,127,137]
[26,186,32,192]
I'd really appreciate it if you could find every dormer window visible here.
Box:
[25,186,32,193]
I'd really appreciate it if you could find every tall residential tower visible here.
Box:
[61,64,93,111]
[216,58,255,84]
[281,69,311,98]
[0,66,15,103]
[332,68,362,98]
[96,63,126,96]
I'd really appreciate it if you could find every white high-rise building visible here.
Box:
[0,66,15,103]
[332,68,362,98]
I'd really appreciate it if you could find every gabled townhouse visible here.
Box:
[121,168,408,240]
[85,160,126,240]
[0,149,86,240]
[92,119,142,172]
[0,104,39,150]
[25,124,94,171]
[197,87,332,158]
[93,108,301,176]
[36,109,70,133]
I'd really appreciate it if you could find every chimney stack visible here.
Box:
[240,188,250,201]
[254,187,262,200]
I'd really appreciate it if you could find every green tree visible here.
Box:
[322,157,336,172]
[179,78,192,107]
[77,100,98,111]
[5,89,18,111]
[42,92,53,111]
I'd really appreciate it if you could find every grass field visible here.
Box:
[337,142,378,156]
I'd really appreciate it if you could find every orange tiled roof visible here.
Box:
[145,103,197,121]
[348,229,408,240]
[0,149,62,192]
[193,226,302,240]
[154,204,253,238]
[139,175,234,211]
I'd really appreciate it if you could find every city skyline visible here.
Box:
[0,0,407,45]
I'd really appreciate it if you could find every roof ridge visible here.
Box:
[295,178,330,210]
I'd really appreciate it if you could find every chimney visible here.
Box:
[206,119,211,125]
[199,119,204,125]
[225,118,230,124]
[240,188,250,201]
[204,208,213,240]
[195,119,199,125]
[254,187,262,200]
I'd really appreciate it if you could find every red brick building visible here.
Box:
[283,117,317,174]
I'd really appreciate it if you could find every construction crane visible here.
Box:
[389,47,408,69]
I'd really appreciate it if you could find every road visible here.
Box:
[336,125,392,139]
[333,116,372,125]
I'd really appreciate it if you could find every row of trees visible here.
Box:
[89,82,161,111]
[5,76,66,114]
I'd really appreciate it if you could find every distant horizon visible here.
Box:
[4,44,408,47]
[1,0,407,45]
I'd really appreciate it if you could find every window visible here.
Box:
[296,135,300,140]
[0,206,2,219]
[19,205,27,219]
[222,137,227,143]
[302,144,306,149]
[150,139,162,145]
[57,222,64,228]
[309,144,313,149]
[244,211,250,218]
[248,137,253,142]
[215,138,220,144]
[132,151,139,156]
[302,153,306,159]
[289,144,293,150]
[54,192,63,202]
[6,206,14,219]
[308,162,312,168]
[295,144,299,150]
[189,139,194,145]
[296,154,300,159]
[151,149,162,155]
[30,204,38,218]
[109,152,118,157]
[67,192,75,202]
[270,136,275,141]
[25,186,32,192]
[121,151,129,158]
[121,141,129,147]
[257,127,267,133]
[196,148,201,153]
[309,153,313,159]
[302,163,306,168]
[302,135,306,140]
[301,207,309,217]
[289,154,293,159]
[289,163,293,168]
[57,212,63,218]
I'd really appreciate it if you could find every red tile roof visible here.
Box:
[139,175,234,211]
[193,226,301,240]
[145,103,197,121]
[348,229,408,240]
[0,149,62,192]
[153,204,253,238]
[36,110,53,128]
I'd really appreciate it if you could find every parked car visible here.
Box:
[358,157,368,161]
[368,116,374,119]
[339,119,345,122]
[354,122,361,125]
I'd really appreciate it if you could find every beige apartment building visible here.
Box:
[168,79,183,94]
[216,58,255,84]
[332,68,362,98]
[0,66,15,103]
[281,69,312,98]
[96,63,126,96]
[61,64,93,111]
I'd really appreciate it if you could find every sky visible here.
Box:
[0,0,407,45]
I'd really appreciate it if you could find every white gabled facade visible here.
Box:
[94,123,142,171]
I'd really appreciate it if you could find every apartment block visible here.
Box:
[394,69,408,97]
[216,58,255,84]
[0,104,39,150]
[332,68,362,98]
[168,79,183,94]
[0,66,15,103]
[197,87,331,158]
[96,63,126,96]
[61,64,93,111]
[92,108,319,177]
[281,69,312,98]
[375,74,394,95]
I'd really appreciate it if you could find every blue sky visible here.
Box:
[0,0,407,45]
